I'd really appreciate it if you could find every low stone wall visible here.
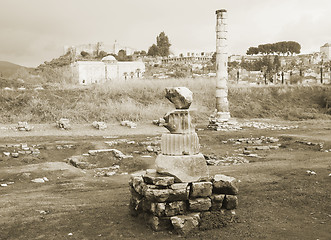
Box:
[129,170,238,234]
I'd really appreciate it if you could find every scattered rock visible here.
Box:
[31,178,46,183]
[120,120,137,128]
[92,121,107,130]
[56,118,71,130]
[152,118,166,126]
[17,122,33,131]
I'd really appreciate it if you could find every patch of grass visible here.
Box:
[0,79,330,123]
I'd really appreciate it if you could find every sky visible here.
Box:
[1,0,331,67]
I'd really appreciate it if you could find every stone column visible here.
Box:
[215,9,230,121]
[155,87,208,183]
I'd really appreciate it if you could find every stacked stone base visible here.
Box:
[129,171,238,234]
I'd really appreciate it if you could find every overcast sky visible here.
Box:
[1,0,331,67]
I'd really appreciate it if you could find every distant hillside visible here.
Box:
[0,61,26,78]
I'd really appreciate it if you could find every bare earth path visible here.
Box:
[0,119,330,239]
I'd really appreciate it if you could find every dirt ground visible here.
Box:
[0,119,330,240]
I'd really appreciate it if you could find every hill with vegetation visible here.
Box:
[0,61,27,78]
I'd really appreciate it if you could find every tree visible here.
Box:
[246,47,259,55]
[147,32,171,57]
[80,51,89,57]
[156,31,171,56]
[147,44,159,56]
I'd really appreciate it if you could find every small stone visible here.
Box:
[255,146,270,150]
[211,194,225,211]
[146,146,154,152]
[189,198,212,211]
[11,152,19,158]
[190,182,213,198]
[1,184,8,187]
[144,214,172,231]
[3,152,10,157]
[171,213,201,234]
[223,195,238,210]
[213,174,239,195]
[31,178,45,183]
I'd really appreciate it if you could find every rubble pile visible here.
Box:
[56,118,71,130]
[204,155,249,166]
[208,120,299,131]
[129,171,238,234]
[2,143,40,158]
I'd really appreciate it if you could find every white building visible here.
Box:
[72,55,145,85]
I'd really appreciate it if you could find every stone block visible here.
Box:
[190,182,213,198]
[142,174,174,187]
[213,174,238,195]
[169,183,190,201]
[155,154,209,183]
[165,87,193,109]
[144,214,172,231]
[130,176,147,195]
[210,194,225,211]
[163,110,194,134]
[144,188,173,202]
[154,201,187,217]
[223,195,238,210]
[171,213,201,235]
[189,198,212,211]
[161,133,199,155]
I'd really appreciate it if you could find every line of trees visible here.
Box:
[246,41,301,56]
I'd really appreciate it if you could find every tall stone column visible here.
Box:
[215,9,230,121]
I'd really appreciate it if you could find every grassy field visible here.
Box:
[0,78,330,123]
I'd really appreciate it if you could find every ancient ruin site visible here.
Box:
[1,2,331,240]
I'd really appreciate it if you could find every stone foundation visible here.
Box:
[129,171,238,234]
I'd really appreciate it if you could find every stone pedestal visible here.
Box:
[155,154,208,182]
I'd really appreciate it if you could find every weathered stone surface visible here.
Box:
[163,110,194,134]
[165,87,193,109]
[190,182,213,198]
[223,195,238,210]
[169,183,190,201]
[144,214,172,231]
[155,154,209,183]
[153,201,187,217]
[171,213,200,234]
[144,188,173,202]
[189,198,212,211]
[161,132,199,155]
[213,174,238,195]
[142,174,175,187]
[130,176,147,195]
[210,194,225,211]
